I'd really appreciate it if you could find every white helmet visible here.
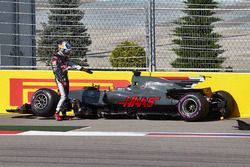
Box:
[57,41,72,54]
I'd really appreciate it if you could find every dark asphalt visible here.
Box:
[0,114,250,167]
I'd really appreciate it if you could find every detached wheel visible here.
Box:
[212,91,234,118]
[178,93,209,121]
[31,88,59,117]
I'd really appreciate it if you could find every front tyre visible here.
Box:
[31,88,59,117]
[178,93,209,121]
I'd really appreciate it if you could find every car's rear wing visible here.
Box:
[132,71,208,88]
[160,76,206,88]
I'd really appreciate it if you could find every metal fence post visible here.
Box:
[148,0,156,72]
[145,1,150,71]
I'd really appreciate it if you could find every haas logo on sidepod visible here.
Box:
[117,97,161,108]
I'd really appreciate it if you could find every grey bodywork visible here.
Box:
[69,73,211,118]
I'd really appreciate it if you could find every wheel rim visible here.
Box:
[182,98,198,116]
[34,94,48,110]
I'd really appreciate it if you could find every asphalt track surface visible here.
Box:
[0,114,250,167]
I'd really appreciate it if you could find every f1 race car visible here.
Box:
[8,71,234,121]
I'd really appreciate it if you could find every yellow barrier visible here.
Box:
[0,70,249,117]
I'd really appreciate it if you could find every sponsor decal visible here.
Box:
[117,97,161,108]
[9,78,130,107]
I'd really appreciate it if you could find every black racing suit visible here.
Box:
[51,51,81,112]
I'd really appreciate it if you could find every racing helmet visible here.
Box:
[57,41,72,54]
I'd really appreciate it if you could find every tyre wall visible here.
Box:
[0,70,249,117]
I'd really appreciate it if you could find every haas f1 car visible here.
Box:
[8,71,234,121]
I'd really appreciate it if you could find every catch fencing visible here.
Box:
[1,0,250,72]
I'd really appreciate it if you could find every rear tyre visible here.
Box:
[212,91,234,118]
[31,88,59,117]
[178,93,209,121]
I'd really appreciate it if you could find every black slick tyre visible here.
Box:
[31,88,59,117]
[178,93,209,121]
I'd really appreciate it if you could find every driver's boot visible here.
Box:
[55,111,62,121]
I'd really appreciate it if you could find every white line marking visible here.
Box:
[10,131,250,138]
[18,131,146,136]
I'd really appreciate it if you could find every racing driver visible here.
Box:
[51,40,92,121]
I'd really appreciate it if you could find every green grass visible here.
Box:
[0,126,87,132]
